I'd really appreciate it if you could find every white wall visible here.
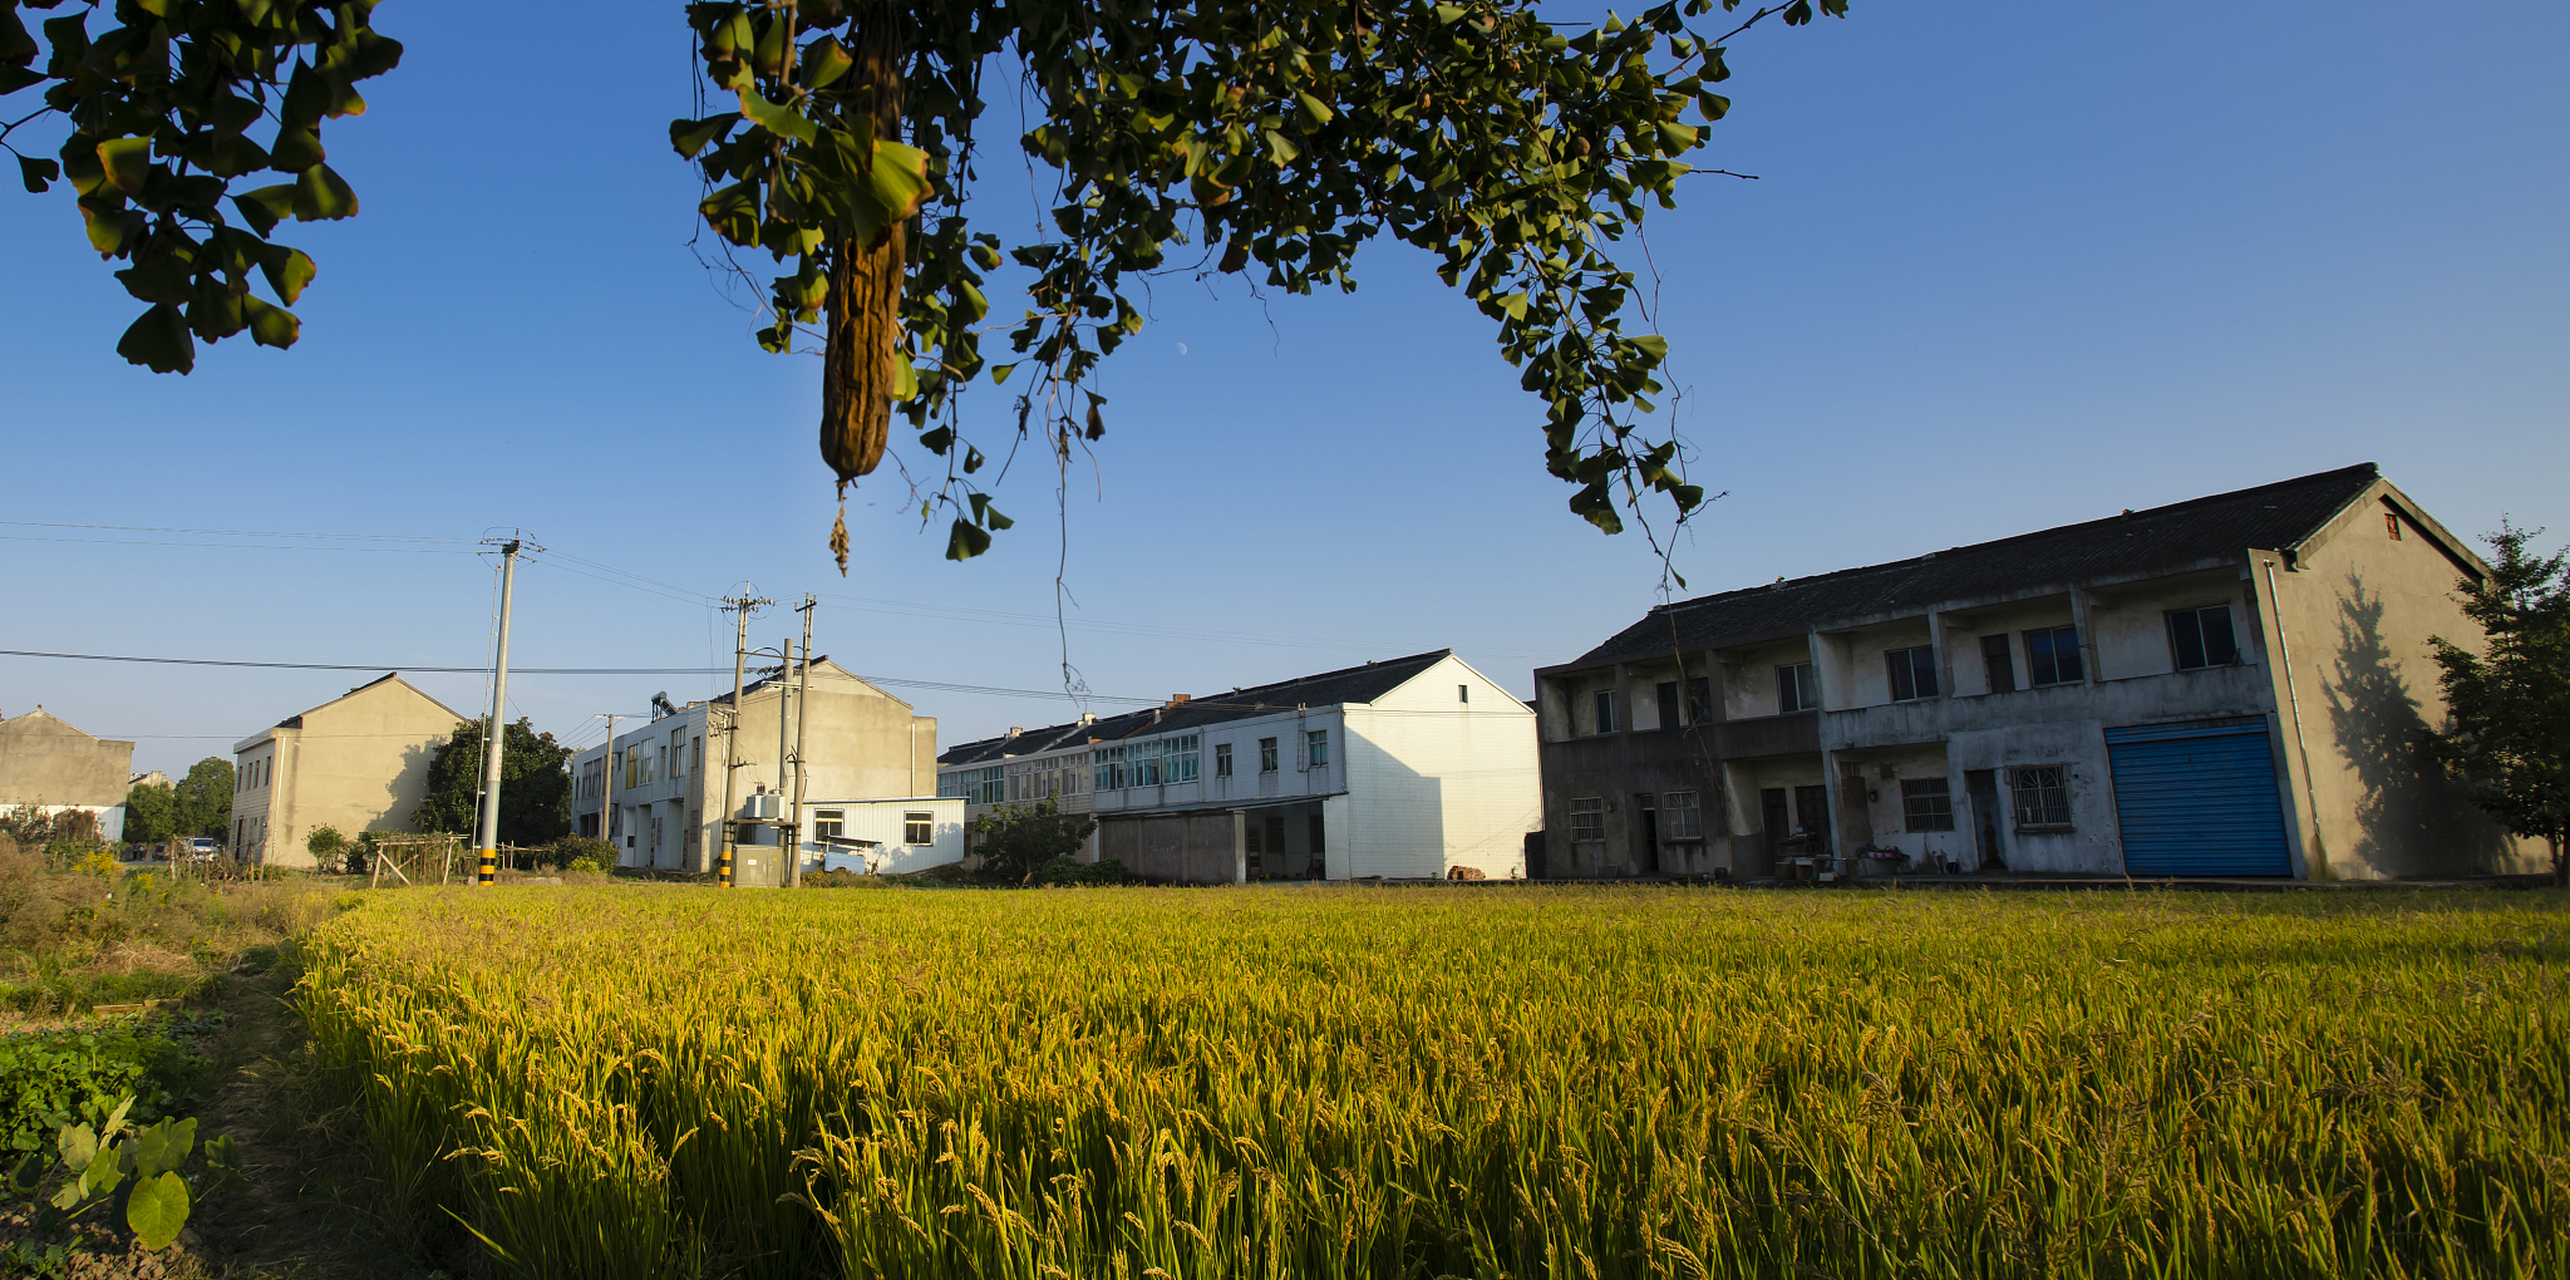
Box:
[1340,655,1539,879]
[803,797,965,875]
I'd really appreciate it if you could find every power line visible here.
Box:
[0,534,480,554]
[0,520,474,543]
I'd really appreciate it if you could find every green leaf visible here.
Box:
[132,1118,194,1181]
[291,163,359,220]
[802,35,852,90]
[1494,292,1529,322]
[58,1124,97,1176]
[735,85,817,145]
[989,362,1016,385]
[1296,92,1334,129]
[1434,4,1467,23]
[19,154,58,193]
[0,64,45,94]
[918,425,954,454]
[125,1171,189,1251]
[233,184,296,237]
[260,246,316,305]
[944,518,991,562]
[268,124,323,172]
[117,303,195,374]
[96,136,150,196]
[5,1153,41,1194]
[668,112,740,160]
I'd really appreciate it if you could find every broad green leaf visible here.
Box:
[57,1124,97,1175]
[291,163,358,220]
[890,357,918,402]
[125,1171,189,1251]
[736,85,817,145]
[944,518,991,562]
[233,184,296,237]
[668,112,740,159]
[989,362,1016,385]
[802,36,852,90]
[0,63,44,94]
[268,124,324,172]
[1494,292,1529,321]
[5,1153,41,1193]
[117,304,195,374]
[96,136,150,196]
[261,246,316,305]
[80,1147,122,1199]
[103,1098,134,1139]
[1296,92,1334,129]
[15,154,54,193]
[133,1117,195,1180]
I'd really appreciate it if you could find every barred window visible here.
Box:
[2011,766,2072,828]
[1901,778,1954,832]
[1661,791,1703,840]
[1570,796,1606,843]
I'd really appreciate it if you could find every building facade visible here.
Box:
[1534,464,2533,882]
[0,706,136,843]
[939,650,1540,883]
[231,674,465,867]
[569,658,940,883]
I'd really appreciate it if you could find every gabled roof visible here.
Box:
[708,657,907,710]
[0,707,125,744]
[256,674,468,740]
[1555,463,2384,671]
[939,649,1456,766]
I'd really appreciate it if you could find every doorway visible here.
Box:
[1965,769,2003,871]
[1634,793,1659,874]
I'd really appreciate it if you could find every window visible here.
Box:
[624,746,640,790]
[1215,743,1234,778]
[669,730,686,777]
[1657,681,1681,730]
[950,765,1004,804]
[1259,737,1279,772]
[904,812,934,845]
[1570,796,1606,843]
[2167,605,2241,671]
[2025,626,2084,686]
[692,736,703,772]
[2385,511,2402,541]
[1092,746,1125,791]
[814,809,844,839]
[1458,683,1470,704]
[1901,778,1954,832]
[1777,662,1819,713]
[1886,645,1939,702]
[1981,634,2016,694]
[1661,791,1703,840]
[2011,766,2072,828]
[1593,689,1619,734]
[1685,676,1712,724]
[1306,729,1329,768]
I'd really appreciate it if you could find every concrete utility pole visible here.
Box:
[790,595,815,888]
[718,594,770,888]
[774,636,796,887]
[475,538,524,887]
[601,712,617,864]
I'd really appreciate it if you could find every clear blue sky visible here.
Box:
[5,1,2564,779]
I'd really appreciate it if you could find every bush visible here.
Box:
[0,1022,212,1155]
[544,835,617,874]
[1032,857,1128,887]
[802,868,897,890]
[306,825,351,873]
[969,799,1099,883]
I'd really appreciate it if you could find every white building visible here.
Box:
[938,650,1540,883]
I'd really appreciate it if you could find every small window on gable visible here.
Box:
[1458,683,1470,704]
[2385,511,2402,541]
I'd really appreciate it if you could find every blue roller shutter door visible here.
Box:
[2104,722,2292,876]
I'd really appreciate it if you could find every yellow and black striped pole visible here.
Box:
[717,827,734,888]
[473,538,521,887]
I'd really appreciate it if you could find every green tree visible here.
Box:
[304,823,349,872]
[969,797,1099,884]
[168,758,232,841]
[5,0,1846,566]
[412,718,572,846]
[2431,522,2570,887]
[122,779,176,845]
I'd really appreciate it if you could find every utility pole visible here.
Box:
[774,636,795,887]
[718,593,770,888]
[601,712,617,865]
[789,596,815,888]
[474,538,526,886]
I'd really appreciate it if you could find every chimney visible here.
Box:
[1005,726,1023,738]
[1167,693,1190,707]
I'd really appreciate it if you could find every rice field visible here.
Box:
[295,885,2570,1280]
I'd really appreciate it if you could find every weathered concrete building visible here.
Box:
[939,650,1540,883]
[569,658,941,883]
[231,674,466,867]
[1534,464,2533,881]
[0,706,136,842]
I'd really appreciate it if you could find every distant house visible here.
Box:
[0,706,136,842]
[569,658,942,885]
[938,650,1540,883]
[232,674,465,867]
[1533,463,2533,881]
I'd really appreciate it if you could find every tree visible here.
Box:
[412,717,572,846]
[168,757,232,840]
[969,797,1097,883]
[304,822,349,871]
[122,777,175,844]
[2430,522,2570,887]
[5,0,1847,567]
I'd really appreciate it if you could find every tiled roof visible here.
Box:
[1557,463,2382,670]
[938,649,1454,765]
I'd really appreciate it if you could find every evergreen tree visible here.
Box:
[2431,522,2570,887]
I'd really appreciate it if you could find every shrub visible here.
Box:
[0,1024,210,1155]
[968,799,1099,883]
[544,835,617,874]
[306,825,351,873]
[1032,857,1129,887]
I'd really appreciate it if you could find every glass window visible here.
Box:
[669,729,686,777]
[1215,743,1233,778]
[814,809,844,839]
[1306,729,1329,768]
[1570,796,1606,843]
[1981,634,2016,694]
[2168,605,2241,671]
[1259,737,1279,772]
[1901,778,1954,832]
[1777,662,1819,713]
[2026,626,2084,686]
[1592,689,1619,734]
[1458,683,1470,704]
[2011,766,2072,828]
[1661,791,1702,840]
[1886,646,1938,702]
[904,812,934,845]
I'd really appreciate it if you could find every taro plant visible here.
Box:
[4,1095,243,1252]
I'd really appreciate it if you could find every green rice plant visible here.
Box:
[297,886,2570,1280]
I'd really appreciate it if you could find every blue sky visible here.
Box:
[4,1,2564,779]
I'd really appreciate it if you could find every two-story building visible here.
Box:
[1534,464,2533,881]
[570,657,944,883]
[938,650,1540,883]
[231,674,463,867]
[0,706,135,843]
